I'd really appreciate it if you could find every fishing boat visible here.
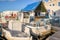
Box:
[26,19,51,38]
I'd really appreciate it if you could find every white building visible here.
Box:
[2,11,18,17]
[1,11,20,21]
[22,1,47,23]
[43,0,60,18]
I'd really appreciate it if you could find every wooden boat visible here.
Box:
[2,20,32,40]
[26,19,51,36]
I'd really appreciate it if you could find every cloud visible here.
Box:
[8,0,16,1]
[32,0,41,2]
[0,0,6,1]
[0,0,16,2]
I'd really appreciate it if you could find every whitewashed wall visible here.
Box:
[44,0,60,18]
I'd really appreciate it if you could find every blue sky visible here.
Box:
[0,0,47,12]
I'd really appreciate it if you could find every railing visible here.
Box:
[50,17,60,26]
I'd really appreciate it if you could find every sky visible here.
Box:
[0,0,47,12]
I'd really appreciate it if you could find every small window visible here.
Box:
[54,12,56,16]
[50,4,51,6]
[50,4,55,6]
[37,12,40,16]
[23,12,30,18]
[58,2,60,6]
[30,16,34,22]
[35,12,40,17]
[45,13,49,18]
[47,9,50,12]
[53,4,55,6]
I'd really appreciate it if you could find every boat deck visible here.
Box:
[3,28,30,37]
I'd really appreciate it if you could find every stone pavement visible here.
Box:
[47,26,60,40]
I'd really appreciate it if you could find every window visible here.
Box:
[23,12,30,18]
[54,12,56,16]
[58,2,60,6]
[40,13,45,16]
[40,12,45,16]
[35,12,40,17]
[35,12,37,16]
[30,16,34,22]
[37,12,40,16]
[45,13,49,18]
[35,12,45,17]
[50,4,55,6]
[53,4,55,6]
[47,9,50,12]
[50,4,51,6]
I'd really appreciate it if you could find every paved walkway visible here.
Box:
[47,26,60,40]
[49,31,60,40]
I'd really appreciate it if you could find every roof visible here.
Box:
[21,1,41,12]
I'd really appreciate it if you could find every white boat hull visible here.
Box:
[2,28,32,40]
[26,25,51,36]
